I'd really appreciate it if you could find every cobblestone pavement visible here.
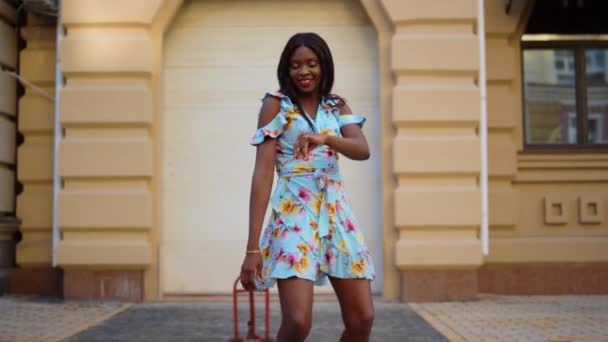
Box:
[0,295,131,342]
[410,295,608,342]
[67,300,447,342]
[5,294,608,341]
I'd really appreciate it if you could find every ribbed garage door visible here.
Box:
[162,0,382,294]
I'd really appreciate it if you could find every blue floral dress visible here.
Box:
[251,91,375,288]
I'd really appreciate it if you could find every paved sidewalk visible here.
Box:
[0,295,131,342]
[411,295,608,342]
[3,294,608,341]
[66,300,447,341]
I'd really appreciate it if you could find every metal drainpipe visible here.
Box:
[51,0,62,267]
[478,0,489,256]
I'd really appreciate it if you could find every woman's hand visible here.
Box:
[294,133,328,160]
[240,253,263,291]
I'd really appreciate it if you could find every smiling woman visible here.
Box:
[240,31,376,342]
[160,0,382,301]
[289,47,321,94]
[278,34,331,114]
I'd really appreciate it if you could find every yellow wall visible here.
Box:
[56,0,184,300]
[359,0,398,300]
[484,0,608,266]
[0,0,17,217]
[382,0,483,271]
[484,0,522,237]
[16,14,56,267]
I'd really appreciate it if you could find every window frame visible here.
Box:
[521,38,608,152]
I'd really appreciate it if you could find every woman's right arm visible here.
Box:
[241,96,281,290]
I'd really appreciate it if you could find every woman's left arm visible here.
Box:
[295,103,370,161]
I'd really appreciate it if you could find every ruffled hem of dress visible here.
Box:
[249,92,292,146]
[250,114,287,145]
[255,269,374,291]
[256,243,375,290]
[325,247,376,282]
[255,272,327,291]
[338,114,366,128]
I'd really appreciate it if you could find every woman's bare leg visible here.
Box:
[276,277,314,342]
[330,277,374,342]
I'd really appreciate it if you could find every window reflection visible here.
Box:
[524,49,577,144]
[586,49,608,144]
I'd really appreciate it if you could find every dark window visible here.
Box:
[522,0,608,149]
[525,0,608,35]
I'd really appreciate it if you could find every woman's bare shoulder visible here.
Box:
[328,94,352,115]
[258,93,282,127]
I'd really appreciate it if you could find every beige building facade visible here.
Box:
[2,0,607,302]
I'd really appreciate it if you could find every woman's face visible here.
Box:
[289,46,322,95]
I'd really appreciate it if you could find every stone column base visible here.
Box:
[479,264,608,295]
[9,267,63,297]
[0,217,19,295]
[63,269,143,302]
[400,269,478,302]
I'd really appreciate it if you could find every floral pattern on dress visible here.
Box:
[251,91,374,288]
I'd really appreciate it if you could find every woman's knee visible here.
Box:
[282,311,312,336]
[344,307,374,333]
